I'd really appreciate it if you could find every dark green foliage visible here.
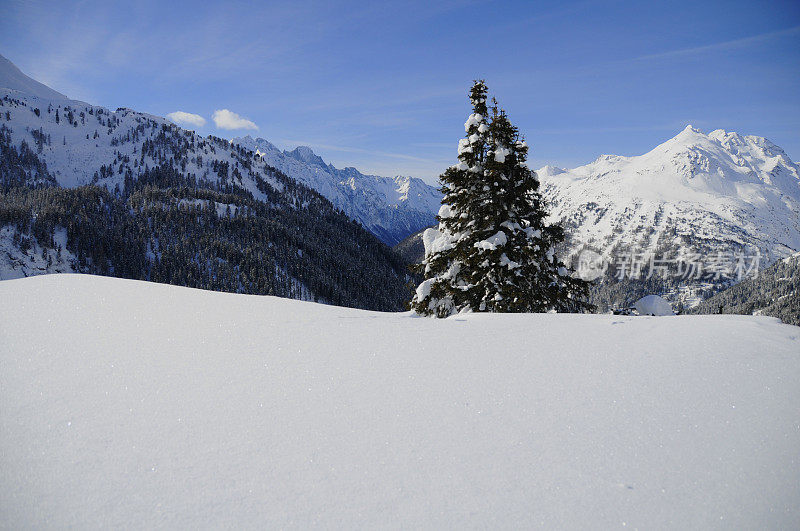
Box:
[689,255,800,326]
[393,227,426,266]
[0,125,56,190]
[0,181,410,311]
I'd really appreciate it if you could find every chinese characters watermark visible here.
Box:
[575,249,761,282]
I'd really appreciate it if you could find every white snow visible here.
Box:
[633,294,676,316]
[1,274,798,528]
[537,125,800,277]
[474,230,507,251]
[464,113,483,132]
[437,204,455,219]
[525,227,542,240]
[422,226,457,260]
[491,146,510,163]
[415,277,434,301]
[499,253,520,269]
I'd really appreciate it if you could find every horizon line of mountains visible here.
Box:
[0,52,798,318]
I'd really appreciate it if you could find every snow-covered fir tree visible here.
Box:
[411,81,592,317]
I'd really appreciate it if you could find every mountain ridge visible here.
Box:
[539,124,800,259]
[0,52,440,246]
[234,135,442,245]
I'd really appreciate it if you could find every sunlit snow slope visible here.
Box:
[1,275,798,528]
[539,125,800,265]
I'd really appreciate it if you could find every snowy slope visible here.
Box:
[0,69,274,195]
[0,54,67,101]
[539,125,800,266]
[234,136,442,245]
[2,274,799,528]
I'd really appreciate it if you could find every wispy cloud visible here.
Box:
[634,25,800,61]
[166,111,206,128]
[212,109,258,131]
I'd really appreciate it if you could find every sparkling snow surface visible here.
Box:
[1,275,799,529]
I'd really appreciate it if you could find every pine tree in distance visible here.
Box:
[411,80,592,317]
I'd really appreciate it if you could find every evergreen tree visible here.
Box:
[411,81,591,316]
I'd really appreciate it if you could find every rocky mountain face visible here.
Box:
[540,125,800,264]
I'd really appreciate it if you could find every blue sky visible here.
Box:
[2,0,799,184]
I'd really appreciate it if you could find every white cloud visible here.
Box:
[166,111,206,128]
[212,109,258,131]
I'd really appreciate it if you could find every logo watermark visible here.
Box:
[575,249,608,281]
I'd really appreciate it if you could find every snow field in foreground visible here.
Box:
[1,274,798,529]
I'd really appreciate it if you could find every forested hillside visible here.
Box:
[0,89,411,311]
[690,253,800,325]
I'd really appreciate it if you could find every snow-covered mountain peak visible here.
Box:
[579,125,800,200]
[648,124,710,154]
[594,153,629,163]
[648,126,793,170]
[286,145,327,167]
[538,125,800,284]
[537,165,567,178]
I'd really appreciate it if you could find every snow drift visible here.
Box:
[1,275,798,528]
[634,295,675,316]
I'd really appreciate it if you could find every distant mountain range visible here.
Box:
[0,53,439,247]
[398,125,800,309]
[233,136,441,245]
[537,125,800,308]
